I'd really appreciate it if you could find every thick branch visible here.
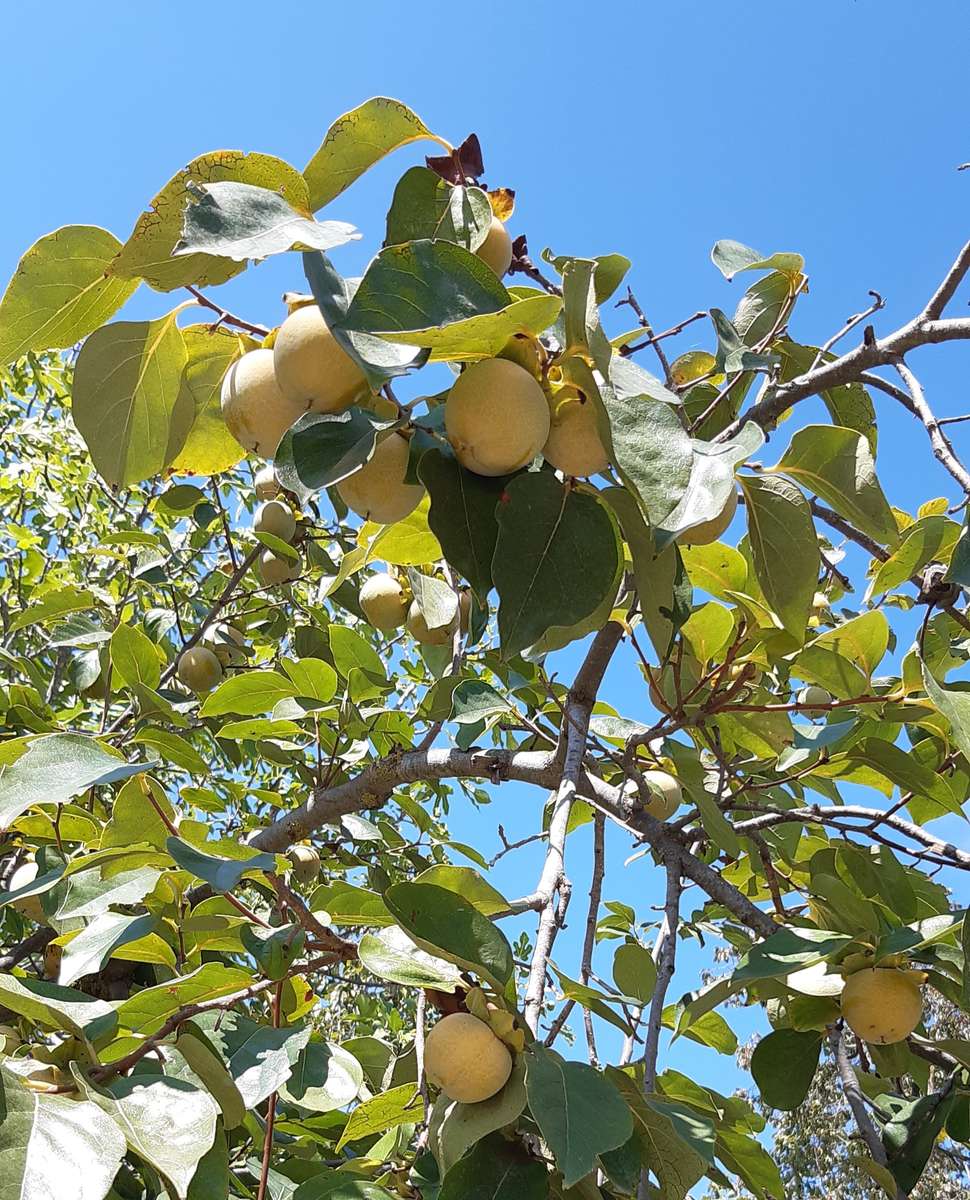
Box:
[828,1023,899,1194]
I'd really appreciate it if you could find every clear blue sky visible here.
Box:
[5,0,970,1086]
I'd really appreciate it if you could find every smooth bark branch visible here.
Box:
[523,622,623,1033]
[892,356,970,494]
[828,1023,902,1197]
[641,855,682,1094]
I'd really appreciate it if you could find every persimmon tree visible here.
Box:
[0,96,968,1200]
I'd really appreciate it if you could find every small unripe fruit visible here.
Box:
[798,685,832,708]
[254,465,281,500]
[359,574,409,631]
[424,1012,513,1103]
[336,434,425,525]
[177,646,223,693]
[202,623,247,667]
[475,216,513,277]
[639,770,683,820]
[287,844,321,886]
[446,359,550,477]
[220,349,307,459]
[273,304,366,413]
[8,862,45,923]
[678,488,738,546]
[406,602,455,646]
[841,968,923,1045]
[259,549,301,586]
[254,500,297,544]
[813,592,829,610]
[542,392,610,477]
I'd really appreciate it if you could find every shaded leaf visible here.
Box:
[438,1132,548,1200]
[750,1029,821,1110]
[358,926,464,991]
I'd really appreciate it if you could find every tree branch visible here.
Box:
[641,855,682,1094]
[828,1022,900,1195]
[524,622,624,1033]
[892,356,970,495]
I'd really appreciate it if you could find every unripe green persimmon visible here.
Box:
[336,434,425,525]
[639,770,683,820]
[273,304,366,413]
[254,499,297,544]
[177,646,223,692]
[476,216,513,277]
[287,843,321,885]
[254,465,281,500]
[220,349,307,459]
[406,601,455,646]
[678,488,738,546]
[542,391,610,477]
[202,623,247,667]
[798,685,832,707]
[359,574,409,630]
[259,549,301,586]
[445,359,550,477]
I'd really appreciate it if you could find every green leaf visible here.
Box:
[921,660,970,764]
[542,248,631,304]
[280,1040,363,1113]
[716,1128,785,1199]
[407,569,459,631]
[659,423,763,545]
[549,966,633,1034]
[0,974,117,1043]
[131,728,208,774]
[166,837,275,892]
[293,1171,394,1200]
[562,258,612,373]
[867,515,958,599]
[281,657,338,703]
[438,1132,548,1200]
[681,602,735,665]
[9,587,99,633]
[525,1046,633,1187]
[840,739,961,818]
[174,1027,247,1129]
[711,240,804,281]
[335,1082,424,1151]
[385,167,492,251]
[0,733,154,830]
[175,181,359,262]
[493,473,621,657]
[448,680,508,726]
[276,408,388,494]
[0,225,138,365]
[58,911,159,987]
[304,97,446,211]
[111,150,307,292]
[341,240,509,337]
[608,1070,714,1200]
[793,611,889,697]
[600,392,693,525]
[382,295,562,361]
[240,923,305,981]
[303,250,424,389]
[612,941,658,1003]
[411,866,509,916]
[309,881,393,926]
[427,1058,527,1177]
[771,425,897,543]
[358,926,464,991]
[72,312,192,486]
[329,625,387,688]
[733,928,851,983]
[199,670,299,717]
[74,1069,218,1200]
[739,474,819,640]
[750,1029,821,1110]
[54,866,163,921]
[169,327,245,475]
[0,1063,126,1200]
[116,964,254,1036]
[191,1012,310,1108]
[110,622,161,691]
[385,882,513,989]
[419,448,507,600]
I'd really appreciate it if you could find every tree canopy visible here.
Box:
[0,96,968,1200]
